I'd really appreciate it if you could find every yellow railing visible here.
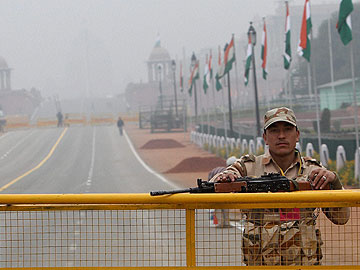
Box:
[0,190,359,269]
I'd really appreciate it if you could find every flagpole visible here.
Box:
[200,74,204,134]
[211,70,218,137]
[233,34,241,138]
[288,70,293,109]
[182,47,188,136]
[251,37,261,138]
[307,63,312,106]
[350,42,360,159]
[221,84,229,157]
[227,34,235,138]
[227,71,233,138]
[266,77,270,110]
[234,58,242,138]
[284,1,292,109]
[206,87,210,135]
[312,62,322,159]
[309,28,322,159]
[205,54,211,135]
[188,63,194,131]
[328,17,336,99]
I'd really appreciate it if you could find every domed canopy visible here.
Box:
[148,45,170,62]
[0,56,8,69]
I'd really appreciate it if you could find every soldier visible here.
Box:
[56,111,63,127]
[210,107,350,266]
[117,116,125,136]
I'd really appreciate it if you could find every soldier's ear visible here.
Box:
[296,129,300,142]
[262,132,268,145]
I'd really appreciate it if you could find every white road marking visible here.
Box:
[85,127,96,193]
[124,129,180,189]
[0,131,35,160]
[0,132,9,141]
[0,128,68,192]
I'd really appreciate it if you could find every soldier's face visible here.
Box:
[263,121,299,157]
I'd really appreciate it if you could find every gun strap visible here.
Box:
[289,178,299,191]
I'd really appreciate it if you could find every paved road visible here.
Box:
[0,125,178,194]
[0,99,242,268]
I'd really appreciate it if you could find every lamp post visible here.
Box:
[248,21,261,138]
[171,60,178,118]
[157,64,163,109]
[191,52,198,125]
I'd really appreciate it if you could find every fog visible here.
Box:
[0,0,342,99]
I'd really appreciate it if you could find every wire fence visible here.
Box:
[0,191,359,269]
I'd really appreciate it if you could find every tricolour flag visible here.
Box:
[179,62,183,92]
[261,18,268,80]
[188,61,199,96]
[244,36,252,86]
[336,0,353,46]
[297,0,312,62]
[224,36,235,74]
[284,1,292,69]
[215,46,223,91]
[203,52,213,94]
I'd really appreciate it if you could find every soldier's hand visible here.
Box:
[215,172,236,182]
[309,168,336,190]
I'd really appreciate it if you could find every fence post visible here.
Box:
[186,208,196,267]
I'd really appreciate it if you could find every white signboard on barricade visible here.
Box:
[336,145,346,171]
[236,138,241,151]
[320,144,330,168]
[190,131,195,143]
[355,148,360,180]
[249,139,255,155]
[209,135,213,148]
[241,139,248,154]
[306,143,314,157]
[229,138,236,151]
[256,137,263,154]
[220,136,225,148]
[215,136,221,148]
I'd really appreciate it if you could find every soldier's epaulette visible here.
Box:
[303,156,321,166]
[241,154,256,162]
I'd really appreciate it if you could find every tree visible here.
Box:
[320,108,331,133]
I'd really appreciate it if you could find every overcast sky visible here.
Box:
[0,0,344,99]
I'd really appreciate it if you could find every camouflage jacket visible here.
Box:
[214,151,349,265]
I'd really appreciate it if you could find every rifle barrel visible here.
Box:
[150,188,193,196]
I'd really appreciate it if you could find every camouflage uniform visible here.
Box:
[221,151,348,266]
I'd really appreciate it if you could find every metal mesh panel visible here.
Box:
[0,193,359,269]
[196,209,243,266]
[195,207,359,267]
[0,209,186,268]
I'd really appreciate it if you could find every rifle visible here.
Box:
[150,173,327,196]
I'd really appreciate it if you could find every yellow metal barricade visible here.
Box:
[63,113,87,126]
[36,118,58,127]
[90,114,115,125]
[0,190,359,269]
[4,115,30,130]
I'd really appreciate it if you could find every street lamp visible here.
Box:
[191,52,198,125]
[248,21,261,138]
[157,64,163,109]
[171,60,178,118]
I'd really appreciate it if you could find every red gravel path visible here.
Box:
[165,156,226,173]
[141,139,185,149]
